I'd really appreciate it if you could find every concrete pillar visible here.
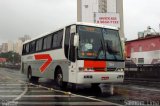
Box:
[77,0,82,22]
[116,0,124,38]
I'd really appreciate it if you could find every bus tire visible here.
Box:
[27,67,39,83]
[72,83,77,91]
[55,68,67,89]
[91,83,100,88]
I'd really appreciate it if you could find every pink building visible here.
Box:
[0,58,7,63]
[126,35,160,64]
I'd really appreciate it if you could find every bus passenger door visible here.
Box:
[64,25,77,83]
[68,25,78,83]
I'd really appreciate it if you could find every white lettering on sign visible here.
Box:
[95,13,120,28]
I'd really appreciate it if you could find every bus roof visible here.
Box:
[23,22,119,44]
[76,22,118,30]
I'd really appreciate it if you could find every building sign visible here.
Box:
[95,13,120,28]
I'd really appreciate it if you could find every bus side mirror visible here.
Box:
[74,34,79,47]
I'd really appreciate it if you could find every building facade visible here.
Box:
[0,58,7,63]
[14,40,23,55]
[0,35,31,54]
[1,43,8,53]
[7,41,14,52]
[126,35,160,64]
[77,0,124,38]
[0,45,2,53]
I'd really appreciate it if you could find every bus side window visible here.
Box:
[52,29,63,49]
[30,41,36,53]
[22,45,26,55]
[43,35,52,50]
[26,43,30,54]
[36,38,43,52]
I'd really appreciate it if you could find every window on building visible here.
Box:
[52,30,63,49]
[43,35,52,50]
[131,48,134,53]
[139,46,142,52]
[84,5,88,8]
[138,58,144,64]
[36,38,43,51]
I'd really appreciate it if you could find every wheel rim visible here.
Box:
[28,73,31,80]
[28,68,32,80]
[56,73,62,86]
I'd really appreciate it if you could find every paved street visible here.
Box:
[0,68,120,106]
[1,68,160,106]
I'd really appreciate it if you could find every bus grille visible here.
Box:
[107,68,116,71]
[94,68,107,72]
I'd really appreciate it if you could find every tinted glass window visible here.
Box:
[26,43,30,53]
[36,38,43,51]
[22,45,26,55]
[69,33,76,62]
[30,41,36,52]
[77,26,123,61]
[64,26,71,58]
[52,30,63,49]
[43,35,52,50]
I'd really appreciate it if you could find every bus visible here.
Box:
[21,22,124,88]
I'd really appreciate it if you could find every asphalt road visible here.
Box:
[0,68,121,106]
[0,68,160,106]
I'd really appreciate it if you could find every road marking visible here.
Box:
[71,93,122,106]
[131,86,160,92]
[0,87,39,89]
[29,83,122,106]
[116,85,160,92]
[0,95,21,98]
[16,102,112,105]
[0,90,55,93]
[0,95,76,98]
[13,84,28,101]
[0,69,121,106]
[0,84,24,86]
[0,90,23,92]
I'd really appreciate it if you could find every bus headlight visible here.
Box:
[79,67,94,72]
[116,68,124,72]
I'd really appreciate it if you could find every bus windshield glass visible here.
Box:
[77,25,123,61]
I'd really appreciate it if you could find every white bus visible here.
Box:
[21,22,124,88]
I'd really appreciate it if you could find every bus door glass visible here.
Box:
[65,25,78,83]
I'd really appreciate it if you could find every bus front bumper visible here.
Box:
[76,72,124,84]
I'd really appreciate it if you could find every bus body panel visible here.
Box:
[76,60,124,83]
[22,48,78,83]
[21,22,125,85]
[77,72,124,84]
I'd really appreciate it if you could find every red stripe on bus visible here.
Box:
[34,54,52,73]
[84,60,106,72]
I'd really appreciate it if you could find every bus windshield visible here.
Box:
[77,25,123,61]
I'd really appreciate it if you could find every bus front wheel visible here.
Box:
[91,83,100,88]
[27,67,39,83]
